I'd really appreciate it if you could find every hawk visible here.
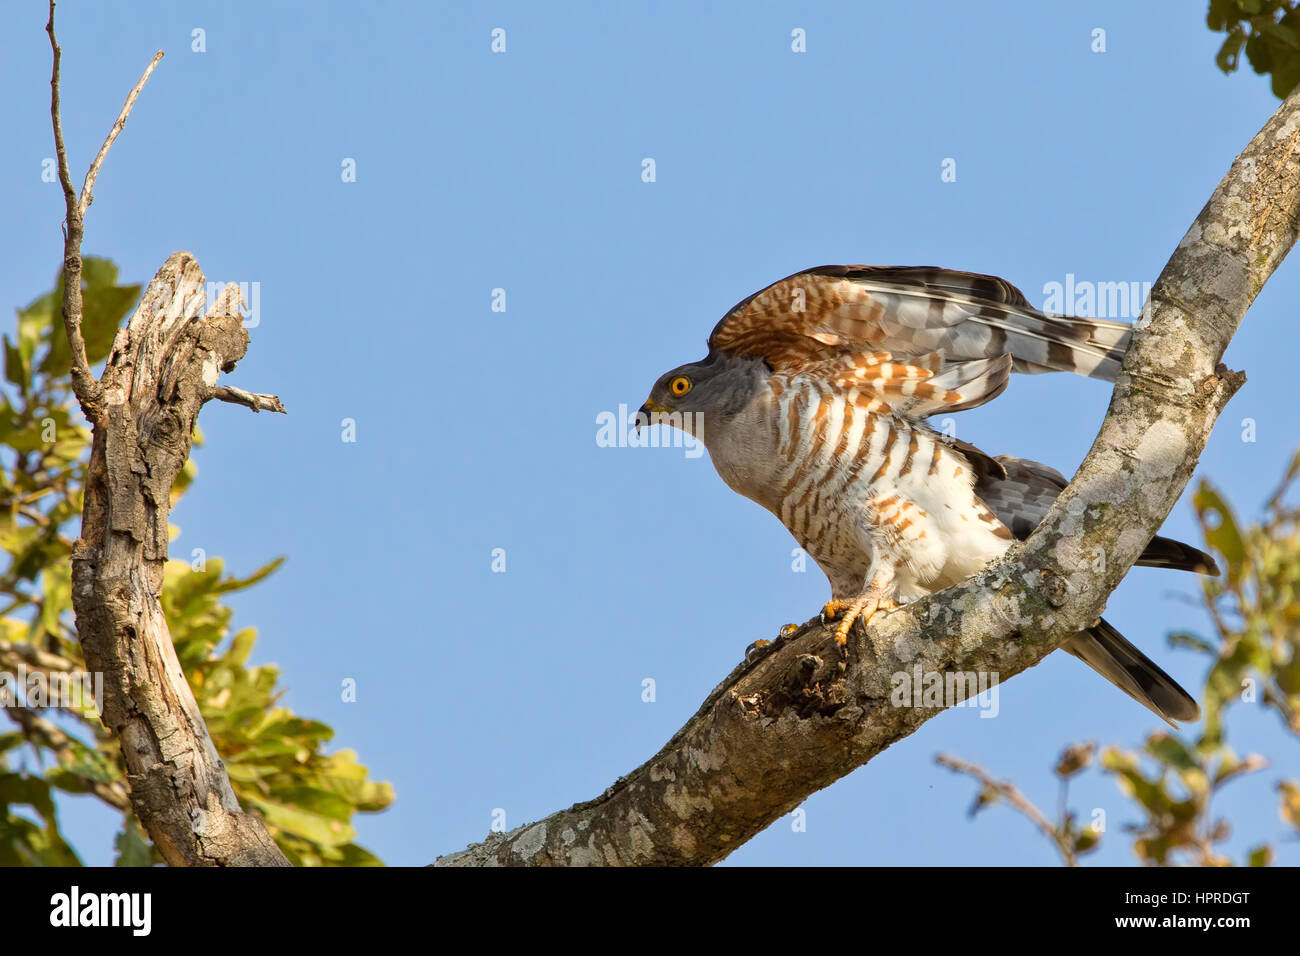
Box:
[638,265,1215,724]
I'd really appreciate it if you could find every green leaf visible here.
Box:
[1073,828,1100,854]
[243,794,356,848]
[4,335,29,394]
[1247,844,1274,866]
[113,816,155,867]
[271,786,354,821]
[1213,751,1268,787]
[1258,19,1300,50]
[224,628,258,667]
[1146,733,1198,772]
[1168,630,1217,655]
[1194,482,1247,586]
[1217,29,1248,72]
[1270,54,1300,96]
[1208,0,1238,30]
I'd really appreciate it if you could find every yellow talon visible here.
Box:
[828,596,900,645]
[821,599,853,620]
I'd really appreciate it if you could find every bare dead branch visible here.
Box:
[45,2,76,215]
[46,0,98,417]
[210,385,287,414]
[78,49,164,219]
[46,1,162,424]
[935,753,1075,866]
[435,84,1300,867]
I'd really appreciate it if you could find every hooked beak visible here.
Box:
[635,398,664,435]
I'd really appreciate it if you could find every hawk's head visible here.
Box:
[637,352,765,437]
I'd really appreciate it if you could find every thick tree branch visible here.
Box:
[435,86,1300,866]
[70,255,289,866]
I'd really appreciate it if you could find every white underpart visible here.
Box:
[702,374,1013,603]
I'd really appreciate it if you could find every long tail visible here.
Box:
[1063,619,1200,726]
[1136,535,1219,575]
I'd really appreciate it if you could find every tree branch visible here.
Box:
[935,753,1075,866]
[46,0,161,423]
[435,85,1300,866]
[6,707,130,812]
[209,385,287,414]
[70,255,290,866]
[77,49,164,220]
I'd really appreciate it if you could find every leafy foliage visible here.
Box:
[1208,0,1300,98]
[0,259,392,865]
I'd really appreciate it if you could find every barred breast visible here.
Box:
[705,372,1014,603]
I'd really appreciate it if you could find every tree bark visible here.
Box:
[70,253,289,866]
[435,86,1300,866]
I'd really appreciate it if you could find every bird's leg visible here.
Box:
[822,565,899,646]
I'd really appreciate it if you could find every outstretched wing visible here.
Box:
[708,265,1131,380]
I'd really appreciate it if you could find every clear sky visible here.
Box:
[2,1,1296,866]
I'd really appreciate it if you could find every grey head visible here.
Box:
[637,352,767,439]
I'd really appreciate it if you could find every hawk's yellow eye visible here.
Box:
[670,376,692,396]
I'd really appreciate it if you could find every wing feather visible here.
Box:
[708,265,1131,379]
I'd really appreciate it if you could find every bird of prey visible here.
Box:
[638,265,1216,725]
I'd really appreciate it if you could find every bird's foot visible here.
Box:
[820,599,853,622]
[822,595,900,646]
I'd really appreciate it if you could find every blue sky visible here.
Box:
[2,1,1297,866]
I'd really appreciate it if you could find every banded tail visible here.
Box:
[1065,620,1200,726]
